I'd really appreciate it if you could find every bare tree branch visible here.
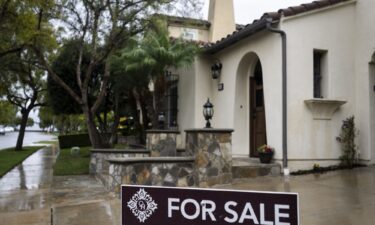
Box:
[91,59,110,114]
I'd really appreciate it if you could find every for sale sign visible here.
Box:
[122,185,299,225]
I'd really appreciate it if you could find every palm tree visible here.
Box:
[120,19,199,128]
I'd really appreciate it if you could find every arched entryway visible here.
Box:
[233,52,267,157]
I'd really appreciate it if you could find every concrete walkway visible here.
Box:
[216,166,375,225]
[0,146,119,225]
[0,145,57,225]
[1,146,375,225]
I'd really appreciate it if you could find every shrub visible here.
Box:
[336,116,359,167]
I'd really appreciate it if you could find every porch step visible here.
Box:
[232,157,281,179]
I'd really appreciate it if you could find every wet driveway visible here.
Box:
[1,145,375,225]
[216,166,375,225]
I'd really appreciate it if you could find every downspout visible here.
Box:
[265,18,289,175]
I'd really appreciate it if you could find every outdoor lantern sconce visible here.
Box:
[211,61,222,79]
[203,98,214,128]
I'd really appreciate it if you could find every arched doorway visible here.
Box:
[233,52,267,157]
[249,60,267,157]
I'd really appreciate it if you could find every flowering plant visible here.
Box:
[257,144,274,153]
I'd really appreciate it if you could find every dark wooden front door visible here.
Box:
[250,61,267,157]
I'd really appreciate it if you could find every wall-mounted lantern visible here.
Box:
[203,98,214,128]
[211,61,222,79]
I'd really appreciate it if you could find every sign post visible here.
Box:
[122,185,299,225]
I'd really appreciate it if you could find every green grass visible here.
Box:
[53,146,91,176]
[34,140,59,145]
[0,146,46,177]
[114,143,129,149]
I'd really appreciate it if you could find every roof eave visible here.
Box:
[204,18,270,54]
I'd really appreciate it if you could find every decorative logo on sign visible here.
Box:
[127,188,158,223]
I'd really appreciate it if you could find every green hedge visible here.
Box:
[58,133,91,148]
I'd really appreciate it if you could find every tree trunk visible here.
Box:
[109,93,120,146]
[15,110,30,150]
[82,105,110,148]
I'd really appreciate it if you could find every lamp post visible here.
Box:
[203,98,214,128]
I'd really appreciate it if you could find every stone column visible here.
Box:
[146,130,180,157]
[185,129,234,187]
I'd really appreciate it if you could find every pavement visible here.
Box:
[1,145,375,224]
[0,145,57,225]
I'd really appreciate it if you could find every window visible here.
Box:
[313,50,327,98]
[165,73,179,129]
[182,28,198,41]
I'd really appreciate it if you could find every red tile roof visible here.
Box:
[205,0,351,54]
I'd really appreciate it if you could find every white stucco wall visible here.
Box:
[279,1,356,169]
[174,60,197,148]
[175,0,375,171]
[192,31,284,159]
[354,0,375,164]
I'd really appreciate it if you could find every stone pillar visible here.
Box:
[146,130,180,157]
[185,129,234,187]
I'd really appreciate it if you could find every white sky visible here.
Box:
[202,0,315,24]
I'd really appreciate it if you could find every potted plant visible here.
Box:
[257,144,274,164]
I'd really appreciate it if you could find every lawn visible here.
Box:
[53,146,91,176]
[35,140,59,145]
[0,146,46,177]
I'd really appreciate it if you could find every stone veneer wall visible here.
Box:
[146,130,180,157]
[185,129,234,187]
[106,158,196,194]
[90,149,150,187]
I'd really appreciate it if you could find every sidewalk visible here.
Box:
[51,176,120,225]
[0,145,120,225]
[0,145,57,225]
[1,146,375,225]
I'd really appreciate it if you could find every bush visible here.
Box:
[58,133,91,148]
[336,116,359,167]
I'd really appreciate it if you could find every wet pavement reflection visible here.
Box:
[0,146,57,192]
[0,145,119,225]
[1,145,375,225]
[216,166,375,225]
[0,146,57,224]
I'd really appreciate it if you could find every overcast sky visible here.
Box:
[202,0,315,24]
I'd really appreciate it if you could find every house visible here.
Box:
[160,0,375,172]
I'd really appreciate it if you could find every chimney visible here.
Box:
[208,0,236,42]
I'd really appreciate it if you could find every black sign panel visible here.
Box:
[122,185,299,225]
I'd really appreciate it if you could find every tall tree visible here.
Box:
[0,0,56,58]
[0,51,47,150]
[32,0,202,148]
[120,19,198,127]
